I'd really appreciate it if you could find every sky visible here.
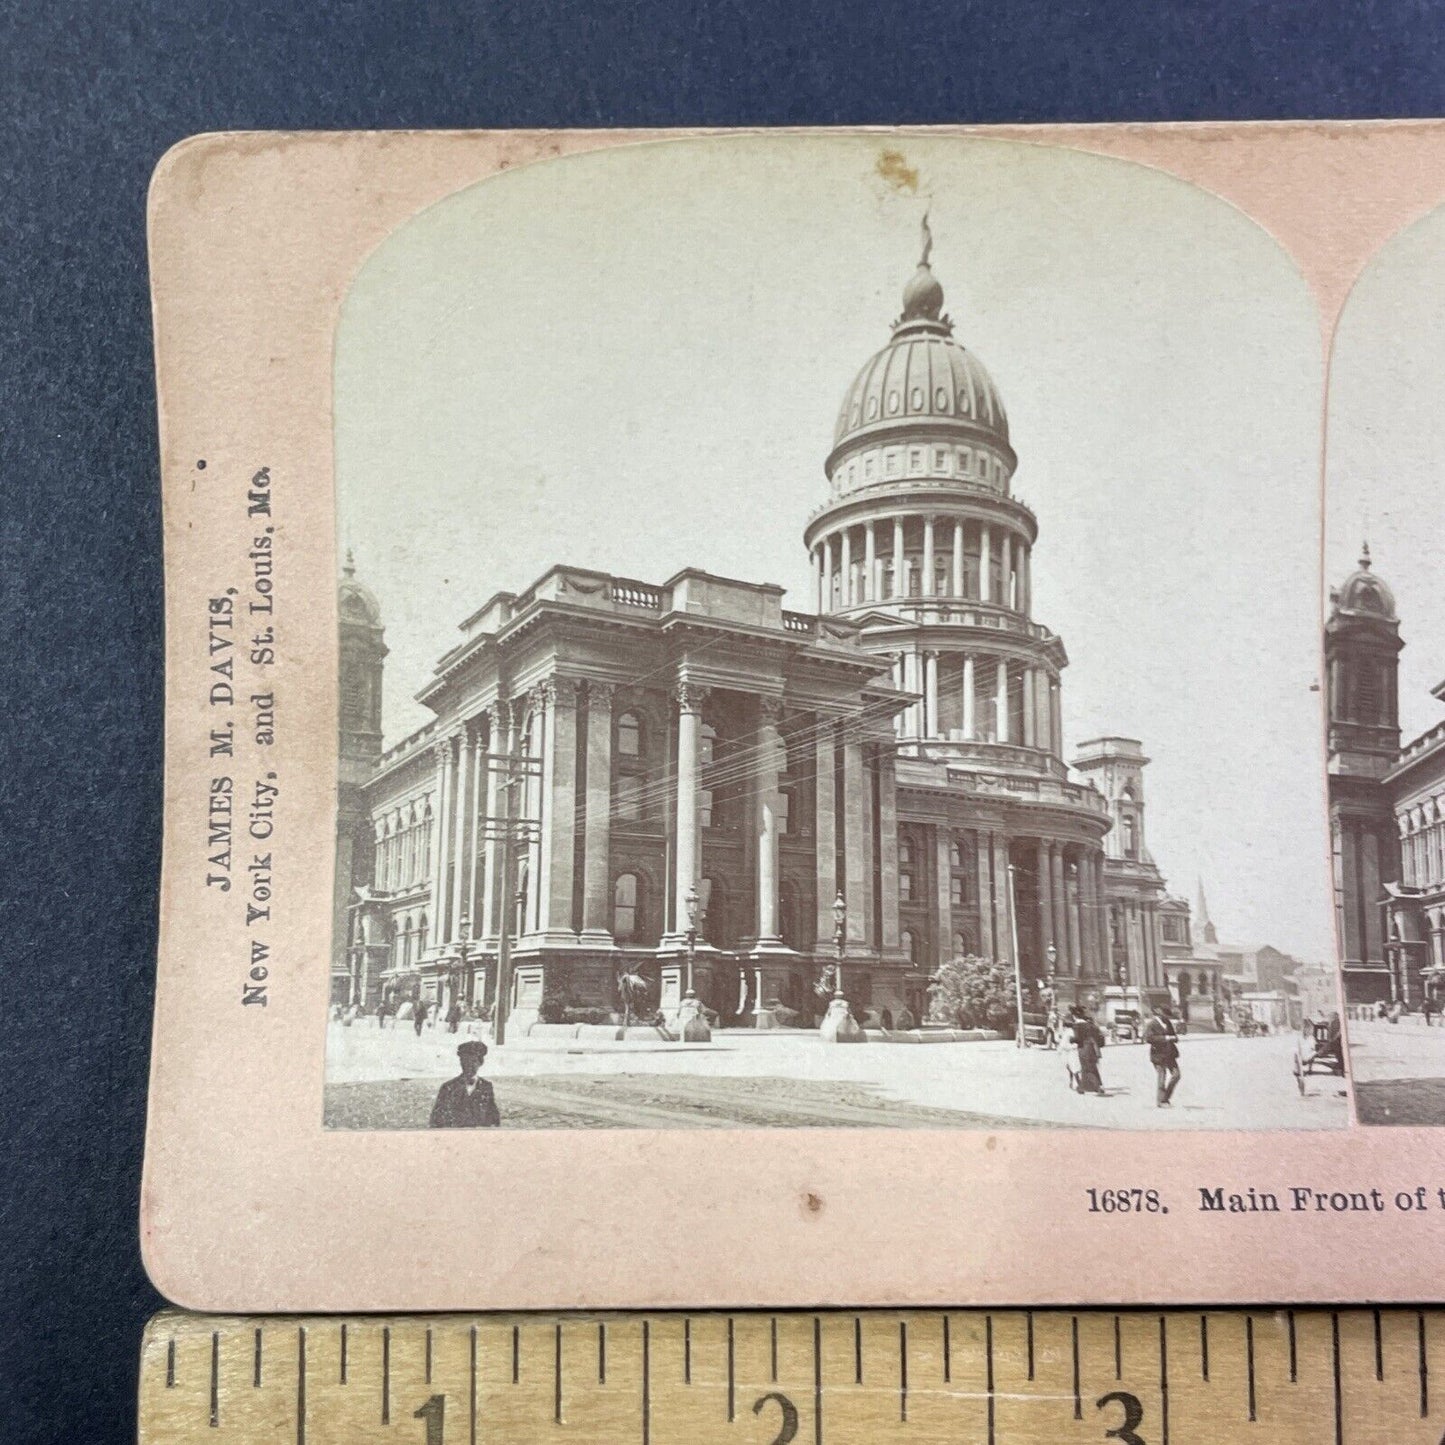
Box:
[1327,201,1445,746]
[335,134,1330,960]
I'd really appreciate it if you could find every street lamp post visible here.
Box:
[456,914,473,1014]
[820,889,864,1043]
[1006,863,1026,1047]
[677,883,712,1042]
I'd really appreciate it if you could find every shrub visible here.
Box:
[927,955,1017,1036]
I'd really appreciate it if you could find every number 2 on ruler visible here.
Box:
[1096,1390,1146,1445]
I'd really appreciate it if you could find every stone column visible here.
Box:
[1078,850,1096,975]
[673,680,707,938]
[843,738,870,949]
[976,831,995,960]
[535,678,580,944]
[877,743,901,950]
[1065,861,1083,977]
[814,719,837,945]
[936,827,954,967]
[755,697,785,945]
[1001,533,1013,609]
[924,651,939,739]
[1095,856,1111,978]
[979,525,992,602]
[995,658,1009,743]
[839,528,853,607]
[907,651,924,738]
[1021,545,1032,615]
[465,718,486,931]
[922,516,936,597]
[1022,668,1037,748]
[1051,681,1063,755]
[1036,839,1053,962]
[480,700,510,946]
[431,737,453,950]
[892,518,905,600]
[992,834,1012,968]
[864,522,876,602]
[962,654,975,739]
[815,547,825,613]
[579,682,615,944]
[952,520,964,597]
[448,724,472,942]
[1035,672,1051,754]
[1051,844,1069,973]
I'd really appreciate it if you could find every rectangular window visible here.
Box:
[700,788,714,829]
[950,875,966,907]
[899,872,913,901]
[935,448,948,470]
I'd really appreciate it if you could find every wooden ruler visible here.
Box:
[140,1309,1445,1443]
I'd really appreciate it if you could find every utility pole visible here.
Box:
[481,721,540,1048]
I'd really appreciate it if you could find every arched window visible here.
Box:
[617,712,642,758]
[952,930,967,958]
[1122,813,1138,859]
[948,838,964,868]
[421,801,433,878]
[613,873,639,940]
[899,837,914,866]
[418,912,429,956]
[901,929,918,963]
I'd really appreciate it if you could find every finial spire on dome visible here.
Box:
[343,547,356,578]
[1359,539,1372,571]
[898,213,946,326]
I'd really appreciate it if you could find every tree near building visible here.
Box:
[927,955,1017,1035]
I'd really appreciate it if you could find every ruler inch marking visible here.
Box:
[381,1325,390,1424]
[1026,1309,1034,1381]
[726,1317,734,1420]
[1374,1307,1383,1381]
[469,1324,477,1445]
[1288,1308,1298,1382]
[899,1319,908,1422]
[1245,1314,1256,1422]
[1071,1315,1082,1420]
[512,1324,520,1384]
[683,1317,691,1385]
[296,1326,306,1445]
[854,1316,863,1385]
[1420,1311,1430,1417]
[253,1327,262,1389]
[339,1323,347,1385]
[642,1320,650,1445]
[1332,1311,1343,1445]
[1114,1313,1122,1379]
[985,1314,995,1445]
[599,1320,606,1385]
[426,1325,433,1385]
[941,1314,948,1385]
[1158,1313,1169,1445]
[813,1314,822,1445]
[166,1338,175,1389]
[1200,1314,1209,1382]
[209,1330,219,1428]
[770,1315,778,1382]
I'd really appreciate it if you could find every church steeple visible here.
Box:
[1195,878,1217,946]
[1325,544,1401,779]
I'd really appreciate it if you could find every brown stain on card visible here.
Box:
[876,149,920,193]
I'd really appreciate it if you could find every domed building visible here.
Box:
[332,225,1195,1030]
[802,230,1138,1011]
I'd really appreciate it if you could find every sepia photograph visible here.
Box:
[1329,200,1445,1124]
[321,135,1349,1131]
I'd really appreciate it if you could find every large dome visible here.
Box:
[831,260,1010,457]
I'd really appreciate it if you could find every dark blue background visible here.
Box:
[3,1,1444,1437]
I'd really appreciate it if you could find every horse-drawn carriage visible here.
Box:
[1293,1015,1345,1094]
[1109,1009,1143,1044]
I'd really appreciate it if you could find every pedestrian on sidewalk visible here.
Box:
[413,998,429,1037]
[1072,1006,1105,1095]
[1144,1004,1181,1107]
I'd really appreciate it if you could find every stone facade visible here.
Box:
[333,230,1218,1030]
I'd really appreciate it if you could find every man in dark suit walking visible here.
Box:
[428,1039,501,1128]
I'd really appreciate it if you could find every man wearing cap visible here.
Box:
[428,1039,501,1128]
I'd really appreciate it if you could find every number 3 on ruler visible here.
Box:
[1096,1390,1146,1445]
[413,1394,445,1444]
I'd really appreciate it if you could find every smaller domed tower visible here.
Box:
[1326,542,1401,777]
[1325,543,1402,995]
[333,552,387,1000]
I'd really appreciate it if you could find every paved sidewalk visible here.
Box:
[326,1021,1348,1131]
[1347,1018,1445,1125]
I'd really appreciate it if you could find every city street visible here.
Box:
[1348,1018,1445,1125]
[325,1022,1349,1131]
